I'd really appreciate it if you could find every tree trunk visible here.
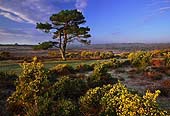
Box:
[58,31,66,61]
[59,49,66,61]
[60,29,67,61]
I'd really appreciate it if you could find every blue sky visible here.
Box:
[0,0,170,44]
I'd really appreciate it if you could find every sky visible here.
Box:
[0,0,170,44]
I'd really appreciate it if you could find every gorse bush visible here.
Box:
[5,56,169,116]
[52,98,78,116]
[76,63,93,72]
[66,52,80,59]
[128,51,152,69]
[80,82,167,116]
[92,63,108,78]
[79,84,113,115]
[0,51,11,60]
[81,51,93,59]
[164,52,170,67]
[53,76,88,100]
[48,51,58,57]
[7,57,52,115]
[100,51,114,59]
[119,52,130,59]
[80,51,114,59]
[50,64,75,76]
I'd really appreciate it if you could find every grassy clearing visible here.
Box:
[0,60,97,74]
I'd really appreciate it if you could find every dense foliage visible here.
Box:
[128,51,152,69]
[80,82,167,116]
[50,64,75,76]
[33,41,54,50]
[7,57,52,115]
[76,63,93,72]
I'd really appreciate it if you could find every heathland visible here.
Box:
[0,43,170,115]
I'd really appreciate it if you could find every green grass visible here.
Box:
[0,60,97,75]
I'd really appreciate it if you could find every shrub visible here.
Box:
[94,51,100,58]
[66,52,80,59]
[76,64,93,72]
[87,62,118,88]
[119,52,129,59]
[0,51,10,60]
[92,63,108,78]
[164,52,170,67]
[53,76,88,100]
[52,99,79,116]
[80,82,167,116]
[79,84,113,115]
[80,51,93,59]
[50,64,75,76]
[100,51,114,59]
[100,59,118,69]
[48,51,57,57]
[91,59,120,71]
[7,57,52,115]
[128,51,152,69]
[152,50,162,58]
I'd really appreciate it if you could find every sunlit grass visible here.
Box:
[0,59,98,75]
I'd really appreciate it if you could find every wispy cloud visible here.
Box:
[75,0,88,11]
[0,6,35,24]
[158,6,170,12]
[0,0,88,24]
[0,11,24,23]
[0,0,57,24]
[142,0,170,24]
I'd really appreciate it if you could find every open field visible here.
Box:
[0,59,97,74]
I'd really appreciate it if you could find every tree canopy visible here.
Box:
[36,9,91,60]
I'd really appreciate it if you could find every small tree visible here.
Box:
[36,9,91,60]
